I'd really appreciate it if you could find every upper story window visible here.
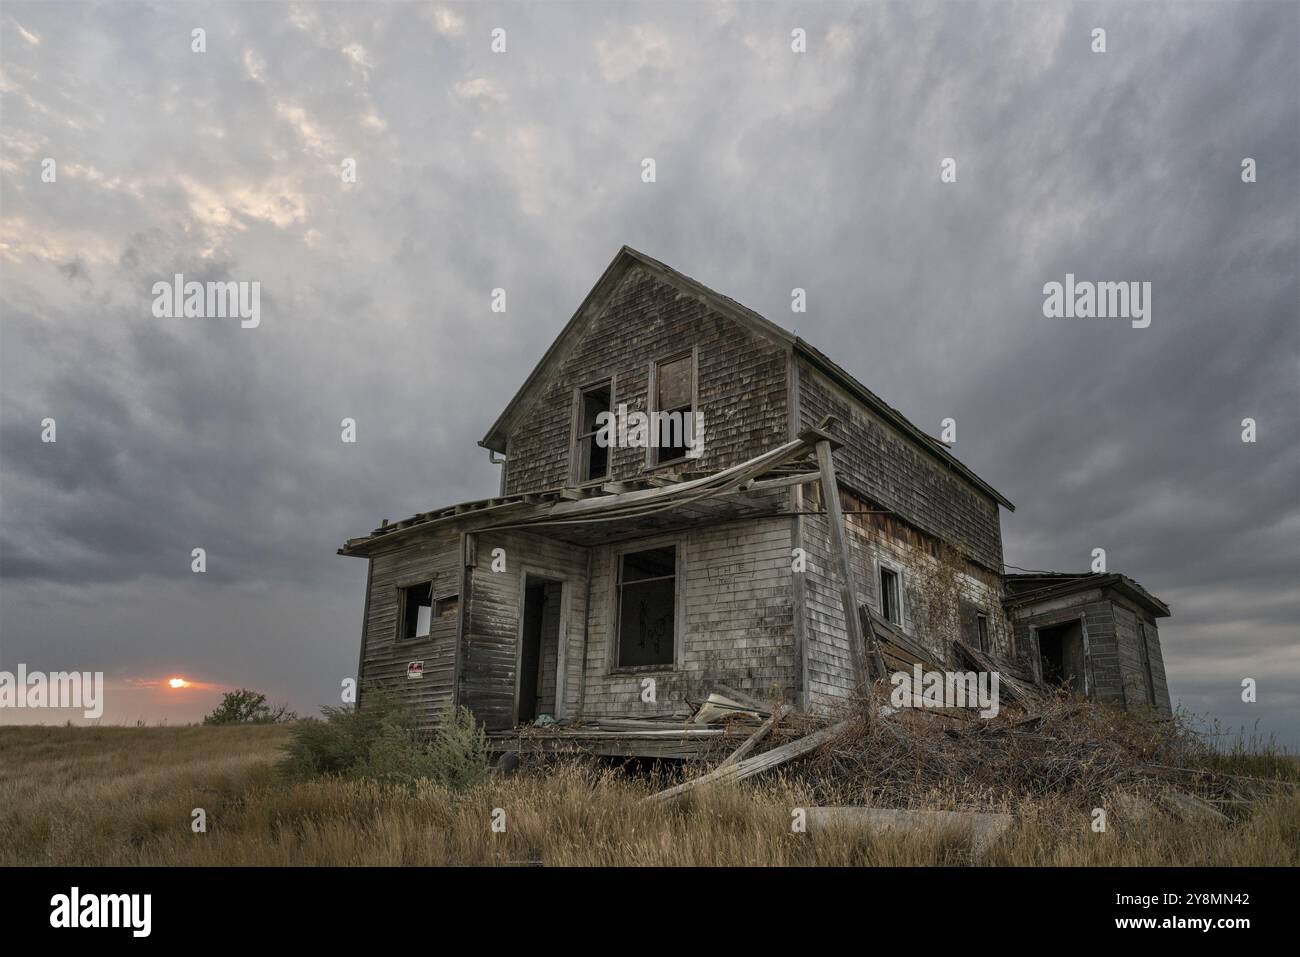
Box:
[976,613,990,653]
[399,582,433,640]
[879,566,901,626]
[650,351,696,465]
[572,379,613,484]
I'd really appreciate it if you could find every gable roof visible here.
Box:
[479,245,1014,511]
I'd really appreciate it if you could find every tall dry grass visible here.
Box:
[2,723,1297,866]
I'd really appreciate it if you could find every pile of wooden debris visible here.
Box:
[648,687,1291,825]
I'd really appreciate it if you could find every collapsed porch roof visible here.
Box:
[338,427,840,557]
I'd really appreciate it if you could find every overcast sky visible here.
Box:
[1,1,1296,745]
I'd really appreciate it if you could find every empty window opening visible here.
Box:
[518,577,562,724]
[400,582,433,640]
[976,613,990,653]
[617,545,677,667]
[1037,621,1086,693]
[879,566,901,626]
[574,382,612,483]
[652,354,694,464]
[1138,622,1156,707]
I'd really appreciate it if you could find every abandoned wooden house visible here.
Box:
[339,246,1173,756]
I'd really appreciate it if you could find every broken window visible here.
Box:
[616,545,677,667]
[399,582,433,640]
[976,613,990,653]
[1138,622,1156,707]
[573,381,612,483]
[652,353,694,464]
[879,566,901,626]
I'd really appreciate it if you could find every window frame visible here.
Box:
[609,536,685,673]
[569,375,616,486]
[975,612,990,653]
[645,347,699,469]
[874,556,907,629]
[396,580,434,642]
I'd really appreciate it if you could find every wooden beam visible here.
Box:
[718,705,787,768]
[815,438,869,695]
[858,604,890,681]
[645,718,853,804]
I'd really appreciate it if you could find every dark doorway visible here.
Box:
[517,576,563,724]
[1037,620,1086,693]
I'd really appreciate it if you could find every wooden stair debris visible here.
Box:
[857,604,891,681]
[951,639,1042,704]
[645,718,854,804]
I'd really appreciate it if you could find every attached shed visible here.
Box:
[1003,573,1172,713]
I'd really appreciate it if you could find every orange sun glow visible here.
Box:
[167,677,192,689]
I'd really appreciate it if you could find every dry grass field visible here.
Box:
[2,722,1298,866]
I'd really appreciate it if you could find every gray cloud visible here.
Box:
[1,1,1296,741]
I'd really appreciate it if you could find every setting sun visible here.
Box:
[167,677,192,689]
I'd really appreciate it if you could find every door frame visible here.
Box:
[511,567,570,726]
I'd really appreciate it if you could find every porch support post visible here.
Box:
[814,438,870,695]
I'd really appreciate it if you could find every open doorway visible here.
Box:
[517,576,564,724]
[1037,620,1086,694]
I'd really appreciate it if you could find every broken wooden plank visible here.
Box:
[712,684,775,714]
[719,705,787,768]
[1159,788,1230,824]
[645,718,854,804]
[691,692,766,724]
[805,807,1013,858]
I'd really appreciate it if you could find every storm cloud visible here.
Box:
[1,2,1296,740]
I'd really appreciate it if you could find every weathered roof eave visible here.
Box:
[1003,573,1171,619]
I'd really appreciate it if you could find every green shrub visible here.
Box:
[204,688,297,725]
[280,694,489,790]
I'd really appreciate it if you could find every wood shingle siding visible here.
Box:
[359,530,461,726]
[503,267,788,495]
[460,530,589,730]
[797,359,1005,571]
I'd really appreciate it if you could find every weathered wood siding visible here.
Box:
[578,517,798,716]
[504,266,789,494]
[797,359,1004,571]
[460,530,589,730]
[1112,599,1172,713]
[359,530,461,725]
[800,483,1010,710]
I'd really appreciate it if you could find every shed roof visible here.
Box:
[1002,572,1171,618]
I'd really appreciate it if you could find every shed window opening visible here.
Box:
[653,354,695,463]
[879,566,901,626]
[617,545,677,667]
[400,582,433,640]
[976,614,990,653]
[575,382,612,482]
